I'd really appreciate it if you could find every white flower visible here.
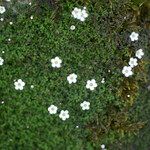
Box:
[129,32,139,41]
[48,105,58,114]
[101,78,105,83]
[101,144,105,149]
[0,6,6,14]
[6,0,11,2]
[0,18,4,21]
[129,57,138,68]
[86,79,97,91]
[67,73,77,84]
[30,85,34,89]
[101,144,106,150]
[80,101,90,110]
[72,7,81,19]
[9,22,13,25]
[14,79,25,90]
[135,49,144,59]
[122,66,133,77]
[70,25,75,30]
[0,57,4,65]
[81,9,88,18]
[29,2,32,5]
[59,110,69,121]
[30,15,33,20]
[51,57,62,68]
[71,7,88,22]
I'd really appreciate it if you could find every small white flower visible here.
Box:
[101,78,105,83]
[30,15,33,20]
[9,22,13,25]
[29,2,32,5]
[129,32,139,41]
[81,9,88,18]
[14,79,25,90]
[30,85,34,89]
[80,101,90,110]
[0,18,4,21]
[101,144,106,150]
[135,49,144,59]
[8,38,11,41]
[78,9,88,22]
[86,79,97,91]
[51,57,62,68]
[101,144,105,149]
[0,6,6,14]
[6,0,11,2]
[72,7,81,19]
[129,57,138,68]
[2,51,5,54]
[0,57,4,65]
[59,110,69,121]
[122,66,133,77]
[48,105,58,114]
[127,95,130,97]
[70,25,75,30]
[67,73,77,84]
[71,7,88,22]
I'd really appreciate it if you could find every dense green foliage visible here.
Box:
[0,0,149,149]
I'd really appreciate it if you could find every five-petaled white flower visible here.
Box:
[135,49,144,59]
[86,79,97,91]
[72,7,81,19]
[67,73,77,84]
[71,7,88,22]
[59,110,69,121]
[80,101,90,110]
[129,32,139,41]
[70,25,75,30]
[0,57,4,65]
[14,79,25,90]
[48,105,58,114]
[0,6,6,14]
[51,57,62,68]
[122,66,133,77]
[129,57,138,68]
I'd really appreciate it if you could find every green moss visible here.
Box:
[0,0,149,149]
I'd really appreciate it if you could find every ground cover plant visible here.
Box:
[0,0,149,149]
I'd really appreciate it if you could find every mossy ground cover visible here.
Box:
[0,0,149,149]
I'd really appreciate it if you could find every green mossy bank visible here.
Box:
[0,0,149,149]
